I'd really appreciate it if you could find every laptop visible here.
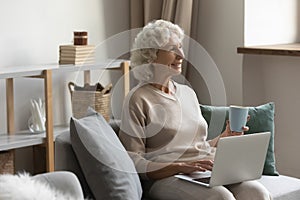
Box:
[175,132,271,187]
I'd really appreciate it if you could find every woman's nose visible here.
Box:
[175,47,185,59]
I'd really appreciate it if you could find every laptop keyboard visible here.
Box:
[193,177,211,184]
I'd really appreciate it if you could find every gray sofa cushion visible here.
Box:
[258,175,300,200]
[70,108,142,200]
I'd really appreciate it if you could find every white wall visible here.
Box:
[244,55,300,178]
[244,0,300,178]
[192,0,300,178]
[0,0,129,172]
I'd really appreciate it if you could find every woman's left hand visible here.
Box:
[220,116,250,138]
[209,115,251,147]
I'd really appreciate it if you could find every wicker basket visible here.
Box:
[0,151,14,174]
[68,82,111,121]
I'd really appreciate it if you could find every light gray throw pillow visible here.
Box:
[70,108,142,200]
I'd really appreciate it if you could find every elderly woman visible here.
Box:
[119,20,271,200]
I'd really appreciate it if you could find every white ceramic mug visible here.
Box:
[229,105,249,132]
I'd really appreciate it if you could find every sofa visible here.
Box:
[0,171,84,200]
[55,127,300,200]
[54,105,300,200]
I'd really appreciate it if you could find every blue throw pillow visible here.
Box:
[200,102,279,176]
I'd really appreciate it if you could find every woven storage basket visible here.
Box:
[0,151,14,174]
[68,82,111,121]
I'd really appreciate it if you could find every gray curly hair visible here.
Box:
[130,20,184,82]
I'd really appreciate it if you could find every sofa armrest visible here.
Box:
[32,171,84,199]
[55,130,93,198]
[258,175,300,200]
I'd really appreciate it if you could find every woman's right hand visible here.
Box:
[176,159,214,174]
[147,159,214,180]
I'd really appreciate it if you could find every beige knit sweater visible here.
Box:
[119,82,215,178]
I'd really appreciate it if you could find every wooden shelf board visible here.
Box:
[54,59,129,72]
[237,43,300,56]
[0,118,122,152]
[0,64,58,79]
[0,125,68,151]
[0,59,130,79]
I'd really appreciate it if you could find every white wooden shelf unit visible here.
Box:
[0,59,130,173]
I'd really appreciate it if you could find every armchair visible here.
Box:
[0,171,84,200]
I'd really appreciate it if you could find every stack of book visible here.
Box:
[59,45,95,65]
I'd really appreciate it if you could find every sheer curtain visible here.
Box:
[130,0,193,35]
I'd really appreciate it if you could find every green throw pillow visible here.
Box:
[200,102,279,176]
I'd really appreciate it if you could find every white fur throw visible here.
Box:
[0,173,76,200]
